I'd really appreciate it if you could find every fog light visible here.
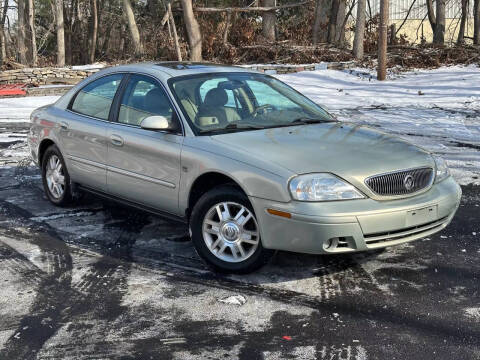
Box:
[323,238,338,250]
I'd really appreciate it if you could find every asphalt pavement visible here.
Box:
[0,163,479,360]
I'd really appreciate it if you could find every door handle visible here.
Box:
[60,121,69,130]
[110,134,124,147]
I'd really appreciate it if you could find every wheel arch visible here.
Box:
[38,138,56,166]
[187,171,250,219]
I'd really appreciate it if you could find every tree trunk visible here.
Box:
[426,0,436,33]
[474,0,480,44]
[433,0,445,44]
[55,0,65,66]
[328,0,346,45]
[179,0,202,61]
[261,0,276,41]
[0,0,8,66]
[313,0,332,44]
[26,0,37,65]
[17,0,27,64]
[377,0,388,80]
[122,0,143,56]
[353,0,366,59]
[88,0,98,63]
[168,1,182,61]
[457,0,468,44]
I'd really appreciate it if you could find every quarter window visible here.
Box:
[71,74,123,120]
[118,74,175,127]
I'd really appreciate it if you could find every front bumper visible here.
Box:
[250,176,462,254]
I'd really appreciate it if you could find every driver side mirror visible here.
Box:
[140,116,171,131]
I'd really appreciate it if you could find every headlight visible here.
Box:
[289,173,365,201]
[433,155,450,183]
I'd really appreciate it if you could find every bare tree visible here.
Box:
[313,0,332,44]
[433,0,445,44]
[262,0,276,41]
[167,1,182,61]
[55,0,65,66]
[327,0,346,45]
[18,0,27,64]
[122,0,143,56]
[179,0,202,61]
[474,0,480,44]
[457,0,468,44]
[378,0,388,80]
[0,0,8,66]
[88,0,98,63]
[426,0,436,33]
[26,0,37,65]
[353,0,366,59]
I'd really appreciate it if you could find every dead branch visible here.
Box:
[194,1,311,13]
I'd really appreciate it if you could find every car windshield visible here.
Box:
[168,72,336,135]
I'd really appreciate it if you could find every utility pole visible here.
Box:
[377,0,388,80]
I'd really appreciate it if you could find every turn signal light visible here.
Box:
[267,209,292,219]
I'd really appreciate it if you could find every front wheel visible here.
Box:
[190,185,273,274]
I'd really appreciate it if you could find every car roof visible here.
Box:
[108,62,254,78]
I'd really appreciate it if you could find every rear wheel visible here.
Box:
[41,145,73,206]
[190,185,273,273]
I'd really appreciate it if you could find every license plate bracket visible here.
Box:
[406,205,438,227]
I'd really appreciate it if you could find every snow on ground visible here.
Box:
[0,65,478,184]
[0,96,58,122]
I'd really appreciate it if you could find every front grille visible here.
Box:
[365,167,434,196]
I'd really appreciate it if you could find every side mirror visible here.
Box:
[140,116,170,131]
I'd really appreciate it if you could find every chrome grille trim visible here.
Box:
[365,167,434,196]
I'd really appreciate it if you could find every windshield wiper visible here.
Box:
[198,123,265,135]
[291,117,337,124]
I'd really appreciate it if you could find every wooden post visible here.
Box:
[377,0,388,80]
[168,1,182,61]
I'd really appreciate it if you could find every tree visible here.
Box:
[179,0,202,61]
[262,0,276,41]
[313,0,331,44]
[26,0,37,65]
[426,0,436,34]
[18,0,27,64]
[88,0,98,63]
[353,0,366,59]
[457,0,468,44]
[378,0,388,80]
[0,0,8,66]
[327,0,346,46]
[433,0,445,44]
[55,0,65,66]
[122,0,143,56]
[474,0,480,44]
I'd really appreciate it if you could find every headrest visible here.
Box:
[204,88,228,107]
[144,88,170,114]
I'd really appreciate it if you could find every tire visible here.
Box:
[190,185,273,274]
[41,144,73,206]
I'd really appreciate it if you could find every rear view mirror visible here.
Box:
[140,116,170,131]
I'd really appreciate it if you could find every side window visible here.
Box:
[246,79,298,109]
[71,74,123,120]
[118,75,175,127]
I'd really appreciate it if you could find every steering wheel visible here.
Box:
[252,104,276,117]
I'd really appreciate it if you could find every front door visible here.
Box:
[106,74,183,216]
[62,73,124,191]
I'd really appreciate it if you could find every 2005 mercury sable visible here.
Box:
[28,62,462,273]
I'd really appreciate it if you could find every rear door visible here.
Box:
[62,73,124,191]
[106,73,184,216]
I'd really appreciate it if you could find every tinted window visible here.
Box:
[71,74,123,120]
[118,74,175,127]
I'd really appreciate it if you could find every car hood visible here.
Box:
[211,122,435,197]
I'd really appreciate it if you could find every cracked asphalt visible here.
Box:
[0,162,479,359]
